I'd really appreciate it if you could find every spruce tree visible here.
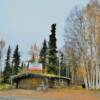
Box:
[48,24,57,65]
[12,45,20,75]
[3,46,11,83]
[39,39,47,72]
[19,62,24,72]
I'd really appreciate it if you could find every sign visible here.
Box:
[28,62,42,73]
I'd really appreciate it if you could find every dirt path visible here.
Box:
[0,89,99,100]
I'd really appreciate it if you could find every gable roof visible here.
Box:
[11,72,70,82]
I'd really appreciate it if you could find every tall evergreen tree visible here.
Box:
[39,39,47,73]
[19,62,26,73]
[47,24,58,74]
[12,45,20,75]
[3,46,11,83]
[48,24,57,65]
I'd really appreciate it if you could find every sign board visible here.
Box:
[28,62,43,73]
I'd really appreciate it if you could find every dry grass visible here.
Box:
[0,84,12,90]
[0,88,99,100]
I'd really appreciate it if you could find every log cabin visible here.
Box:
[11,72,70,90]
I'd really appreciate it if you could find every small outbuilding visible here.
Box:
[11,72,70,90]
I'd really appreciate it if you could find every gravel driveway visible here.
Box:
[0,96,40,100]
[0,96,67,100]
[0,89,99,100]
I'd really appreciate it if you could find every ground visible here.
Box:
[0,88,100,100]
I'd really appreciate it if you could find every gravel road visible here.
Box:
[0,96,67,100]
[0,96,41,100]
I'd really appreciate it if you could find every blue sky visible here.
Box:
[0,0,89,61]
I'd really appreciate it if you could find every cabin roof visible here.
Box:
[11,72,70,82]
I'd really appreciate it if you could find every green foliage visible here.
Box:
[39,39,47,72]
[48,24,57,65]
[12,45,20,75]
[3,46,12,83]
[19,62,26,73]
[47,64,59,75]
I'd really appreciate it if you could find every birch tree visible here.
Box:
[64,6,86,85]
[29,44,40,63]
[0,39,5,74]
[64,0,100,89]
[84,0,100,89]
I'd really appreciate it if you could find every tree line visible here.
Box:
[3,45,20,83]
[3,23,63,84]
[30,24,62,75]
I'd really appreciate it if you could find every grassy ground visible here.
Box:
[0,84,12,90]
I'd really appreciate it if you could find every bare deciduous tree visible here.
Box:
[29,44,40,63]
[64,0,100,89]
[0,39,5,74]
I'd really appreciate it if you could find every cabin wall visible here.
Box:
[58,79,70,87]
[48,78,70,88]
[18,78,42,89]
[15,77,70,89]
